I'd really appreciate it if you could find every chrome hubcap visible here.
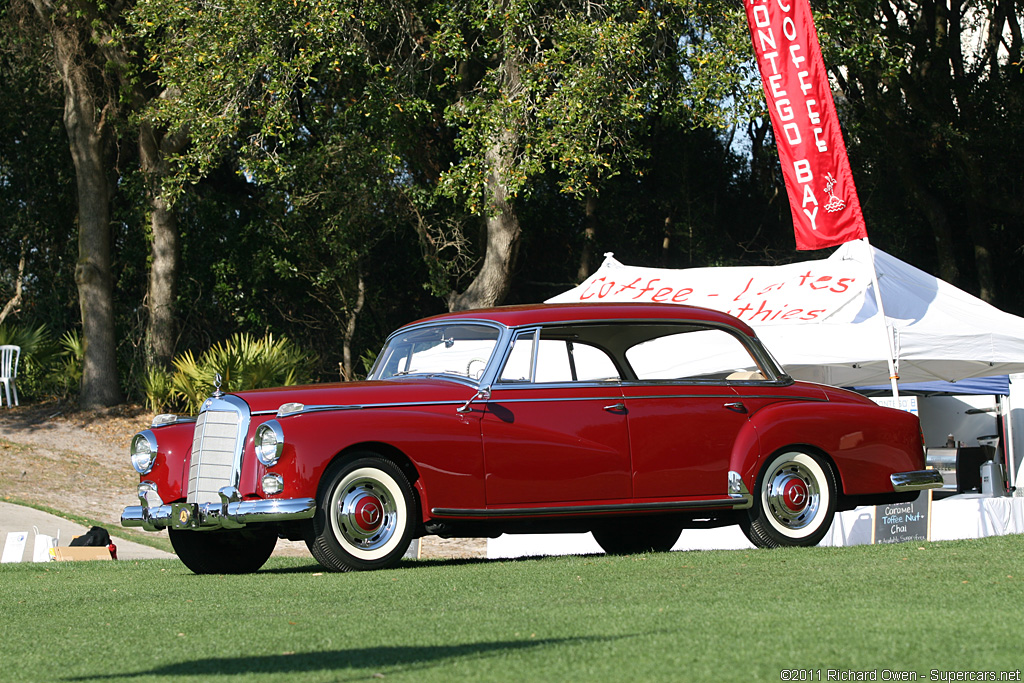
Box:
[765,461,820,530]
[333,477,397,551]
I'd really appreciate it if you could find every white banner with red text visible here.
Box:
[548,243,1024,387]
[550,253,867,326]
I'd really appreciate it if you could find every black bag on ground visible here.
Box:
[70,526,111,547]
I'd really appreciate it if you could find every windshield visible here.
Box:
[369,323,501,382]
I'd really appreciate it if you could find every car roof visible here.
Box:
[402,302,757,337]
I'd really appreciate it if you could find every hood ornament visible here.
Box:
[212,372,224,398]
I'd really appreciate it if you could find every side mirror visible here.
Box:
[457,385,491,414]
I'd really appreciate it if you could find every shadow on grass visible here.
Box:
[258,549,615,574]
[66,635,631,681]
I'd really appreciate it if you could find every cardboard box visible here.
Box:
[51,547,113,561]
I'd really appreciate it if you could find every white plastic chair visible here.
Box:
[0,345,19,408]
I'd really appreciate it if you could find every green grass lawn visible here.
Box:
[2,535,1022,682]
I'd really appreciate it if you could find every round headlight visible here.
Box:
[255,420,284,466]
[130,431,158,474]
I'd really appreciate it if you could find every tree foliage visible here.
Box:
[129,0,760,305]
[1,0,1022,408]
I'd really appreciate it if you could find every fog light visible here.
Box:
[262,473,284,496]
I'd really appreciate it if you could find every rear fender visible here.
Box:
[729,401,923,496]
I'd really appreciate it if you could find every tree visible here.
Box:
[130,0,758,316]
[138,119,188,370]
[0,14,79,332]
[433,0,757,307]
[12,0,194,407]
[20,0,125,407]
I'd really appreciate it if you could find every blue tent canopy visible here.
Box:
[852,375,1010,396]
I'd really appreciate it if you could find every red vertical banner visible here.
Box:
[744,0,867,250]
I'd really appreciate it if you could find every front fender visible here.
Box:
[138,422,193,503]
[267,405,485,520]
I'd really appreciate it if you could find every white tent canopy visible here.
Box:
[547,240,1024,388]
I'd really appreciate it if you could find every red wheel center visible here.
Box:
[782,478,809,512]
[352,494,384,532]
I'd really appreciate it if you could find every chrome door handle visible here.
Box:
[603,402,627,414]
[724,402,747,414]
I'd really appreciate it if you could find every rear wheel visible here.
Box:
[740,450,837,548]
[306,454,415,572]
[592,519,681,555]
[168,528,277,574]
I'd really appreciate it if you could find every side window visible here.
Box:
[567,343,619,382]
[535,340,573,382]
[626,327,765,381]
[499,331,619,383]
[499,331,536,382]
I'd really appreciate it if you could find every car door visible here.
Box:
[621,325,766,499]
[481,329,632,506]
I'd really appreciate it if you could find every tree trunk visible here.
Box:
[341,273,366,381]
[577,192,598,282]
[0,251,26,326]
[139,120,186,370]
[449,134,522,311]
[448,100,523,310]
[45,18,123,408]
[661,216,673,268]
[448,9,524,312]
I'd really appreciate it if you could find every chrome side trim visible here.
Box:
[250,401,463,416]
[486,395,626,404]
[250,392,825,416]
[891,470,944,492]
[431,496,751,518]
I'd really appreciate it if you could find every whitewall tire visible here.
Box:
[307,455,415,571]
[740,450,837,548]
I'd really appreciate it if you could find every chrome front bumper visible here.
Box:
[891,470,944,492]
[122,485,315,532]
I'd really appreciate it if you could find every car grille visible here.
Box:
[187,398,249,505]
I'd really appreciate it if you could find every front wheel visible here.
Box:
[168,528,277,574]
[740,450,837,548]
[306,455,416,572]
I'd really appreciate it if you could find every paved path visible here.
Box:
[0,501,174,563]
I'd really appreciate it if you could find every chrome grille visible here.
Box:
[187,397,249,504]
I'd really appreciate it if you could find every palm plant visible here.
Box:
[167,333,313,413]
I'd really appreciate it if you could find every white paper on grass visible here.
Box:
[2,531,28,563]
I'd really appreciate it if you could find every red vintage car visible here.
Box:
[122,302,941,573]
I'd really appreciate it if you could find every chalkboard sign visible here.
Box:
[873,490,930,544]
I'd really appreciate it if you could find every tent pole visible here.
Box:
[863,238,900,399]
[1003,392,1017,491]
